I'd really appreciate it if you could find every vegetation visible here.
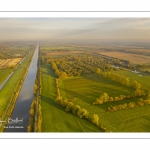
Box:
[38,44,150,132]
[0,69,13,84]
[28,64,42,132]
[0,51,34,131]
[40,65,103,132]
[108,93,150,112]
[42,53,127,78]
[97,51,150,65]
[1,43,150,132]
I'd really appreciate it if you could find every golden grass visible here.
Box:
[0,59,11,67]
[98,52,150,64]
[7,58,22,66]
[0,58,22,67]
[0,60,6,66]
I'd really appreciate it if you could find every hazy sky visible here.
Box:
[0,18,150,42]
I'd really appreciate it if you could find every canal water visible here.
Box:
[4,44,39,132]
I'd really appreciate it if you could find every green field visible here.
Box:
[0,53,33,116]
[0,69,13,84]
[59,74,134,104]
[58,72,150,132]
[111,70,150,91]
[41,65,102,132]
[41,45,90,51]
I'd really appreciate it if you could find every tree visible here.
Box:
[29,108,34,117]
[93,93,109,104]
[81,108,89,119]
[134,89,142,97]
[147,91,150,99]
[128,102,136,108]
[96,68,101,74]
[90,114,99,126]
[99,93,109,103]
[65,102,73,112]
[132,80,141,89]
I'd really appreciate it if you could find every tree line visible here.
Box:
[107,92,150,112]
[102,72,142,89]
[55,78,110,132]
[27,66,42,132]
[93,89,146,105]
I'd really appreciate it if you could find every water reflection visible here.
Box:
[4,44,39,132]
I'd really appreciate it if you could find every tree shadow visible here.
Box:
[41,65,56,78]
[41,95,67,114]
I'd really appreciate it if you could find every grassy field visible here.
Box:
[0,69,13,84]
[97,51,150,64]
[59,74,134,104]
[58,73,150,132]
[41,65,102,132]
[111,70,150,91]
[0,53,32,117]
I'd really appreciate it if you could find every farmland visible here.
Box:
[0,42,34,90]
[1,42,150,132]
[0,58,22,68]
[41,65,102,132]
[58,73,150,132]
[39,44,150,132]
[0,42,35,59]
[96,51,150,64]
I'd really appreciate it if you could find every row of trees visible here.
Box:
[55,97,110,131]
[102,72,141,89]
[108,96,150,112]
[37,67,42,132]
[55,78,110,132]
[118,49,150,57]
[27,66,42,132]
[56,97,89,119]
[93,89,146,105]
[102,72,130,86]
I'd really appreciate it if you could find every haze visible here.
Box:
[0,18,150,42]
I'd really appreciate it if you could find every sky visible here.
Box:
[0,18,150,42]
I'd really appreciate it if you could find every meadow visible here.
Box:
[40,44,150,132]
[41,65,102,132]
[111,70,150,91]
[0,69,13,84]
[58,73,150,132]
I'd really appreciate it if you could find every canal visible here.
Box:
[4,44,39,132]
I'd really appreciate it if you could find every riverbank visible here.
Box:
[4,44,39,132]
[0,50,35,132]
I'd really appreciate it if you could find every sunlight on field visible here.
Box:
[0,58,22,68]
[98,52,150,64]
